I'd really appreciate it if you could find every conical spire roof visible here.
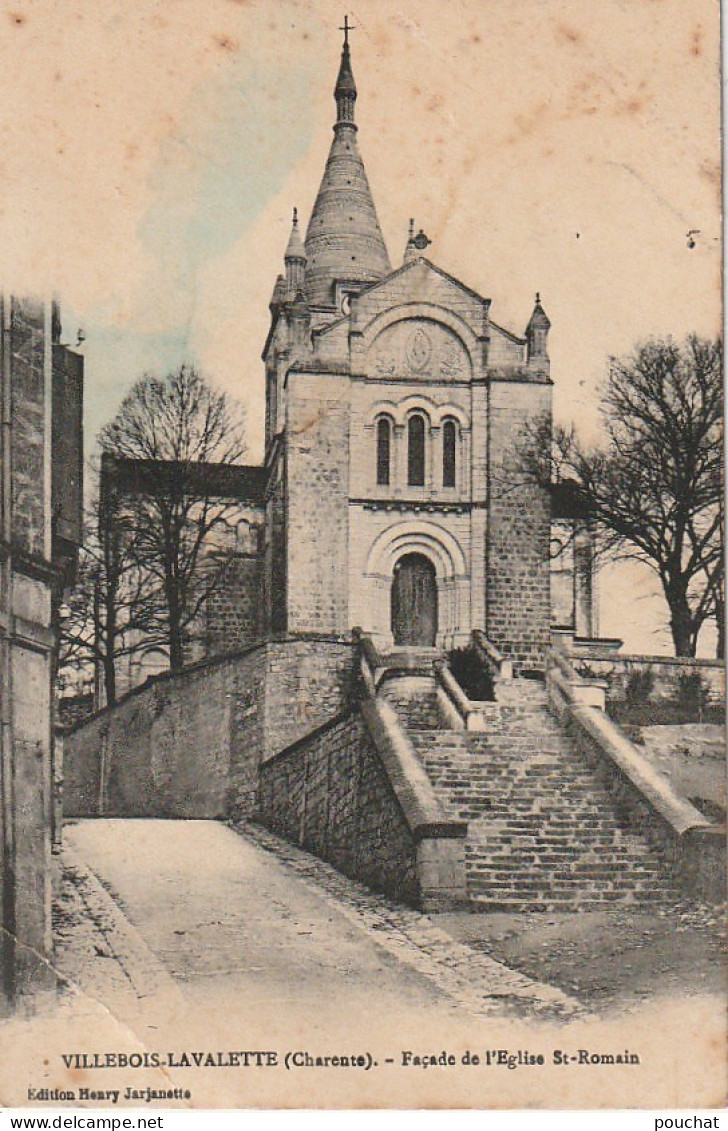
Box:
[284,207,306,262]
[270,273,286,308]
[527,292,551,331]
[304,32,391,307]
[335,39,357,102]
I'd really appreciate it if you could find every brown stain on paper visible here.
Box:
[213,33,239,53]
[556,23,583,47]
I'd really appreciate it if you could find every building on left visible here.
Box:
[0,296,83,1008]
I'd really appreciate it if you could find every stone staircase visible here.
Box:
[379,674,680,911]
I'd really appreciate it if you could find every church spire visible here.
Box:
[335,16,357,125]
[284,206,305,261]
[526,292,551,374]
[284,206,307,296]
[303,24,391,308]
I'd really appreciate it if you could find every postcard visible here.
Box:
[0,0,724,1112]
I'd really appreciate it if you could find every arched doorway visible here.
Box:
[391,553,438,646]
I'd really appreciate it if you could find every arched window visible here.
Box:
[408,414,426,486]
[442,419,457,488]
[376,417,391,486]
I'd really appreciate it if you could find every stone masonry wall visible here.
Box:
[350,259,487,346]
[64,664,234,819]
[204,554,263,655]
[261,639,355,761]
[486,378,552,670]
[285,373,350,633]
[265,459,287,634]
[568,651,726,710]
[10,299,47,555]
[3,301,56,998]
[64,638,355,820]
[258,712,420,905]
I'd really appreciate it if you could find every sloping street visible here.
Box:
[61,818,576,1027]
[0,818,722,1109]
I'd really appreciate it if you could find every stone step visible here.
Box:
[469,893,681,912]
[466,867,673,882]
[382,676,679,909]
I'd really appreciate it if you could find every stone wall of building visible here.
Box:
[1,297,83,1005]
[258,712,420,905]
[486,378,552,670]
[285,373,350,633]
[64,637,356,820]
[264,458,287,634]
[204,553,263,655]
[10,592,55,994]
[10,300,48,555]
[349,259,488,346]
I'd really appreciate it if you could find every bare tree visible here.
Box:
[99,366,248,673]
[523,336,723,657]
[58,491,164,706]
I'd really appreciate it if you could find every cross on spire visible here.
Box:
[334,15,358,121]
[339,15,355,45]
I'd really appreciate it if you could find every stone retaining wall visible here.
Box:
[257,700,468,911]
[64,637,355,820]
[258,712,421,905]
[568,650,725,713]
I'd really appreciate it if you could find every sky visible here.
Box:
[0,0,721,652]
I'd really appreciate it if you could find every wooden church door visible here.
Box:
[391,553,438,647]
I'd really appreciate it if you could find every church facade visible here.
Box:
[102,30,594,697]
[258,31,582,672]
[63,32,723,926]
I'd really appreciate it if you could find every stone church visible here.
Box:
[257,29,589,670]
[103,28,595,696]
[70,31,722,919]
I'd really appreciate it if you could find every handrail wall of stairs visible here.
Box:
[433,658,486,732]
[546,642,724,901]
[351,627,489,732]
[351,628,469,910]
[351,627,464,833]
[351,626,382,697]
[471,630,514,683]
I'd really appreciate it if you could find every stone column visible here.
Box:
[460,427,471,498]
[429,424,440,494]
[393,424,405,494]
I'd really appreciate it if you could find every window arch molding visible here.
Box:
[385,394,438,427]
[433,403,469,429]
[368,399,399,423]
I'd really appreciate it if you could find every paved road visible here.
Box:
[63,818,519,1106]
[7,819,720,1109]
[64,819,473,1033]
